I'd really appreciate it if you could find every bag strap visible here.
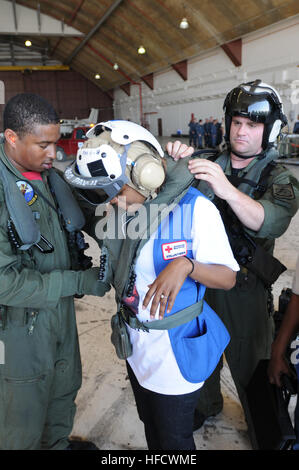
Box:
[120,299,204,332]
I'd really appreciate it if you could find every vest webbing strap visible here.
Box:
[0,158,85,251]
[120,299,203,332]
[0,159,40,249]
[194,148,278,199]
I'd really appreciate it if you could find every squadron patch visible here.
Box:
[272,183,295,201]
[16,180,38,206]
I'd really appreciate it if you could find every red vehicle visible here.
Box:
[56,126,89,161]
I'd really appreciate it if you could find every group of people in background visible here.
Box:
[188,116,224,149]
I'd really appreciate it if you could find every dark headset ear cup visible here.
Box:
[130,154,165,191]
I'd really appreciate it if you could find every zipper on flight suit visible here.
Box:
[27,311,39,335]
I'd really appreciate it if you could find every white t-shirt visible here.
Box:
[126,195,239,395]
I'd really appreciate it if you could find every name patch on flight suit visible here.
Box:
[272,183,295,201]
[162,240,187,260]
[16,180,38,206]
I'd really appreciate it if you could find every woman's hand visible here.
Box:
[142,257,191,319]
[142,257,236,320]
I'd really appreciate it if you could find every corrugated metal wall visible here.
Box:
[0,70,114,131]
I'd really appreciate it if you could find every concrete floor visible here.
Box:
[55,139,299,451]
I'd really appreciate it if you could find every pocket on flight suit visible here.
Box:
[0,372,52,449]
[40,301,82,449]
[0,308,56,449]
[235,268,257,292]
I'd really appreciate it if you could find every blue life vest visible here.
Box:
[153,187,230,383]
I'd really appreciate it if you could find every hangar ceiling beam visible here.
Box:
[172,60,187,81]
[12,0,17,31]
[0,0,83,36]
[141,73,154,90]
[221,39,242,67]
[65,0,124,65]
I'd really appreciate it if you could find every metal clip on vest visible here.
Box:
[7,218,22,250]
[7,218,54,254]
[126,272,137,297]
[99,253,107,281]
[34,235,54,254]
[119,305,149,333]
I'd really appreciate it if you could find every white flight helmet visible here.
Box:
[64,120,165,204]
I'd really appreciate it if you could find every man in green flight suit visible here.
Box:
[0,93,110,450]
[167,79,299,447]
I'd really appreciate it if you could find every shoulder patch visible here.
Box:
[16,180,38,206]
[272,183,295,201]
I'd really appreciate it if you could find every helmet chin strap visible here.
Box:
[229,144,266,161]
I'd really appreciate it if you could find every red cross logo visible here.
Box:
[165,245,172,253]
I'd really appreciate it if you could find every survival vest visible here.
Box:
[193,148,287,285]
[0,155,90,270]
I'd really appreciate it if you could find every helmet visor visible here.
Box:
[225,89,278,123]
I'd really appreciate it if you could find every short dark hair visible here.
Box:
[3,93,59,137]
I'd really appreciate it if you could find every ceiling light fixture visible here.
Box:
[179,18,189,29]
[95,73,101,79]
[113,63,119,70]
[138,45,146,55]
[25,40,32,47]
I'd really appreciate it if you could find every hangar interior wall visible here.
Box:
[113,15,299,137]
[0,70,114,131]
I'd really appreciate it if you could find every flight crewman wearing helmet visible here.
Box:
[65,120,239,450]
[166,79,299,447]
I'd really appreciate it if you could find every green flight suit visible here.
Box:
[194,149,299,445]
[0,144,108,450]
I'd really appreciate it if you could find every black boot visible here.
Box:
[193,409,208,431]
[193,408,222,432]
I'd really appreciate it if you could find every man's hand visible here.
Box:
[166,140,194,161]
[188,158,235,200]
[142,257,191,319]
[188,158,265,231]
[268,353,291,387]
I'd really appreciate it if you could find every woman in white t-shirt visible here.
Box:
[66,120,239,450]
[113,183,239,450]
